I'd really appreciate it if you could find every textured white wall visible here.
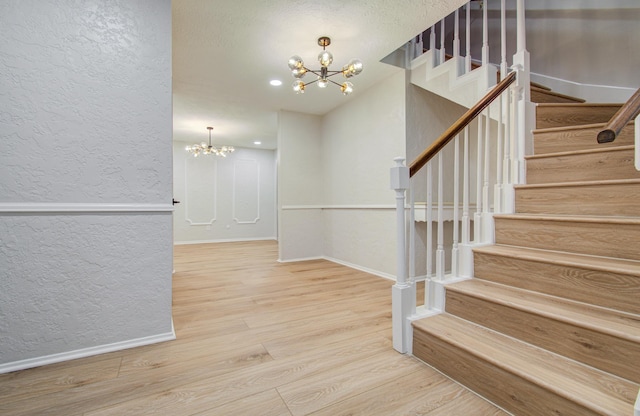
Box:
[277,111,324,261]
[0,0,173,371]
[321,70,406,276]
[173,144,277,243]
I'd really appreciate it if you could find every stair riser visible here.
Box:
[515,182,640,216]
[526,148,639,184]
[495,217,640,261]
[473,251,640,315]
[413,329,602,416]
[445,290,640,383]
[536,105,622,129]
[533,124,635,155]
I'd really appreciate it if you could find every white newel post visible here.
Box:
[512,0,534,186]
[390,157,414,354]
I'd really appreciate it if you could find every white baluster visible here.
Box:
[462,126,470,246]
[482,0,489,66]
[465,2,471,73]
[503,86,515,213]
[451,134,460,277]
[500,0,507,79]
[436,153,445,280]
[409,183,415,282]
[474,116,483,243]
[453,8,460,60]
[430,25,436,52]
[495,95,504,214]
[460,126,472,277]
[440,18,446,65]
[425,161,433,308]
[482,108,493,243]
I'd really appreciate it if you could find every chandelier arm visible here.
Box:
[305,78,319,86]
[327,78,344,87]
[306,69,323,77]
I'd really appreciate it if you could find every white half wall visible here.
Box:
[321,70,406,276]
[0,0,173,371]
[173,145,277,244]
[277,111,323,261]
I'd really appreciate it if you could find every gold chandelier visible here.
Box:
[288,37,363,95]
[185,127,235,157]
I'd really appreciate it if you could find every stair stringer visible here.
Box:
[410,50,499,120]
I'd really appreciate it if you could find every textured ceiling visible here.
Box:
[172,0,466,149]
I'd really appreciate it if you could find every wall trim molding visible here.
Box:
[0,203,173,214]
[174,236,277,246]
[281,204,395,210]
[0,324,176,375]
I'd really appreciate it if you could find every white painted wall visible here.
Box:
[321,70,407,277]
[0,0,173,372]
[173,144,277,244]
[277,111,324,261]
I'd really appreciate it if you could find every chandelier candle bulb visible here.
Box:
[288,36,362,95]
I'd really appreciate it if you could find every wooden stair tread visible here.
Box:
[530,81,552,91]
[447,279,640,341]
[413,314,638,414]
[536,103,622,108]
[533,121,634,135]
[515,178,640,189]
[494,213,640,225]
[525,145,635,161]
[531,86,586,103]
[473,244,640,277]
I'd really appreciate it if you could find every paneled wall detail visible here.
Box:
[173,145,276,243]
[233,159,260,224]
[184,156,217,225]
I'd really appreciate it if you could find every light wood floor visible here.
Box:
[0,240,508,415]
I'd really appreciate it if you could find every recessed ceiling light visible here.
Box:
[269,80,282,86]
[253,141,262,145]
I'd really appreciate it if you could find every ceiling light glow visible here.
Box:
[269,80,282,86]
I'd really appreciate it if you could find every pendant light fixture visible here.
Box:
[185,127,235,157]
[288,37,363,95]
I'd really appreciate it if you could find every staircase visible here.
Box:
[412,88,640,415]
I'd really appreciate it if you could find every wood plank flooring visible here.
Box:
[0,240,508,415]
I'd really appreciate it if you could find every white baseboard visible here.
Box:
[530,72,635,103]
[277,256,324,263]
[0,325,176,375]
[276,254,396,281]
[174,236,277,245]
[323,256,396,281]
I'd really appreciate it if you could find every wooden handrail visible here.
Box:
[409,71,517,177]
[597,87,640,144]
